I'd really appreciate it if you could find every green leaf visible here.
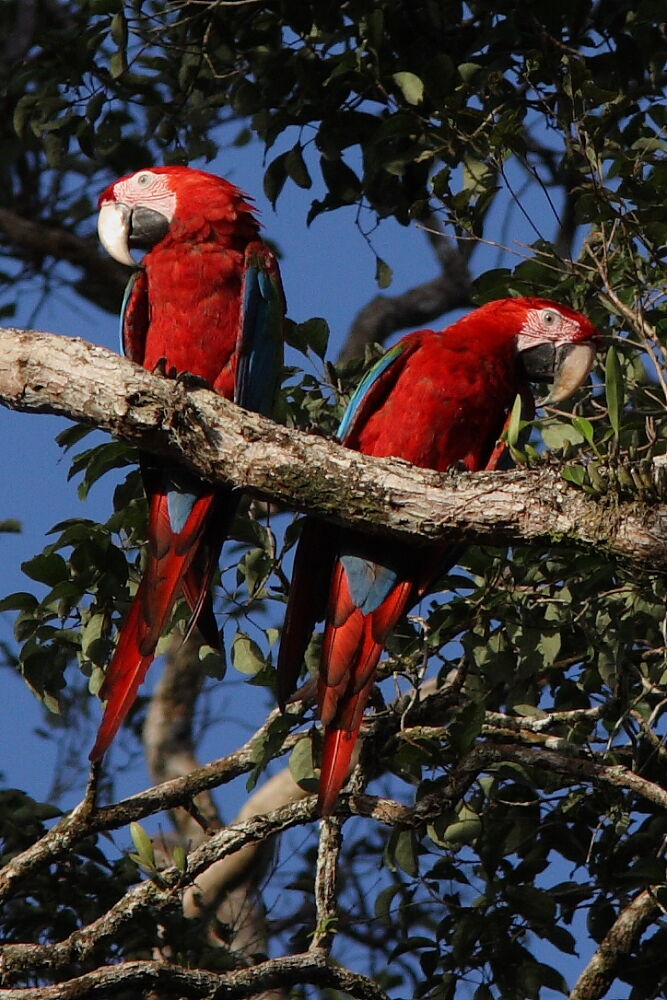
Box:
[129,821,155,869]
[375,256,393,289]
[21,552,68,586]
[110,11,128,48]
[513,704,548,719]
[374,884,401,925]
[56,423,96,451]
[542,421,585,450]
[440,806,482,845]
[13,95,38,137]
[448,701,485,755]
[458,62,481,83]
[386,829,419,876]
[172,845,187,873]
[109,50,127,79]
[506,393,524,450]
[285,143,312,190]
[289,735,319,791]
[605,344,624,437]
[264,152,288,206]
[297,317,330,359]
[199,644,226,680]
[571,416,595,446]
[81,612,108,659]
[232,633,265,675]
[0,592,38,613]
[392,71,424,105]
[320,157,362,204]
[561,465,586,486]
[537,631,561,666]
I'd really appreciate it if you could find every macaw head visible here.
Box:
[513,297,600,404]
[485,296,599,405]
[97,165,259,267]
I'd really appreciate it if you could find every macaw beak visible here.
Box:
[98,201,171,267]
[542,341,596,405]
[520,340,596,406]
[98,201,135,266]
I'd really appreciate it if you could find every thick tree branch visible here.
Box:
[0,327,665,567]
[570,888,663,1000]
[0,951,389,1000]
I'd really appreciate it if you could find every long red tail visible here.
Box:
[89,488,218,760]
[317,577,414,814]
[319,723,364,816]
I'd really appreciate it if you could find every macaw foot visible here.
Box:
[152,356,170,377]
[152,359,213,390]
[175,371,214,391]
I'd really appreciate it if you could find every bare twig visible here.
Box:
[0,703,304,905]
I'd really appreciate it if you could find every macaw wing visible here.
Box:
[337,335,421,444]
[119,269,149,364]
[234,242,285,416]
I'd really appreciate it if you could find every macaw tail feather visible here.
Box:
[90,487,219,761]
[89,576,163,760]
[319,725,360,816]
[181,489,239,649]
[317,577,415,814]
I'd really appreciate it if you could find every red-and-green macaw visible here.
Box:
[90,165,285,761]
[277,296,599,813]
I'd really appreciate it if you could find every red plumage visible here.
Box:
[91,166,284,760]
[278,297,599,813]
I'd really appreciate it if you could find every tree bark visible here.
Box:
[0,326,665,567]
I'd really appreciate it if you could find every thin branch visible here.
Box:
[0,798,317,979]
[309,817,343,953]
[3,734,667,982]
[0,328,665,567]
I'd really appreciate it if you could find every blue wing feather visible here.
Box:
[235,246,285,416]
[337,341,411,442]
[119,269,149,364]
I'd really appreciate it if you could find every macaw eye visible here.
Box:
[135,172,154,188]
[540,308,562,330]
